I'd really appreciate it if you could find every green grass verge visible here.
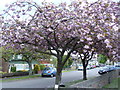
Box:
[103,77,120,88]
[0,75,41,82]
[64,76,98,88]
[65,79,84,87]
[62,70,77,73]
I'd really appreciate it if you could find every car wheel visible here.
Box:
[41,74,44,77]
[51,74,54,77]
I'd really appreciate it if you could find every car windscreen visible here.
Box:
[100,67,108,70]
[44,67,51,70]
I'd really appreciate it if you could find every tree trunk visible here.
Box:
[82,60,87,80]
[83,65,87,80]
[2,59,9,73]
[28,62,33,75]
[112,61,114,65]
[75,60,78,69]
[55,61,63,89]
[55,70,62,85]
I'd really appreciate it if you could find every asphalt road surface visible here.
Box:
[2,67,100,88]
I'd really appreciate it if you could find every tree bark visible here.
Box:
[54,50,72,89]
[2,59,9,73]
[55,61,63,88]
[27,62,33,75]
[82,60,87,80]
[55,69,62,85]
[83,65,87,80]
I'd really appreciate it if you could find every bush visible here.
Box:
[1,71,29,78]
[0,71,7,74]
[39,64,46,71]
[11,66,16,72]
[34,64,40,74]
[16,70,28,72]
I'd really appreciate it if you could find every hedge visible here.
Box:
[1,71,29,78]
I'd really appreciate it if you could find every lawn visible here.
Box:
[62,69,77,73]
[65,79,84,87]
[103,77,120,88]
[0,75,41,82]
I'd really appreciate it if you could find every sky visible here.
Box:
[0,0,119,10]
[0,0,70,11]
[0,0,62,12]
[0,0,119,12]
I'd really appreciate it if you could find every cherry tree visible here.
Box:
[74,0,119,80]
[1,1,84,87]
[0,0,119,88]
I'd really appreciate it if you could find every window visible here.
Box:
[17,54,22,59]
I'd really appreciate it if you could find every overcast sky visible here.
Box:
[0,0,70,11]
[0,0,119,12]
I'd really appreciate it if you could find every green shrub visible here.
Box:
[16,70,28,72]
[0,71,7,74]
[34,64,40,74]
[11,66,16,72]
[39,64,46,71]
[1,72,29,78]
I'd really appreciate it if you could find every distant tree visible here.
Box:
[1,46,14,62]
[0,46,13,72]
[63,55,73,69]
[51,56,57,68]
[98,54,107,64]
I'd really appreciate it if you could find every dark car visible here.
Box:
[98,67,110,75]
[115,65,120,70]
[108,66,116,71]
[98,66,116,75]
[41,67,56,77]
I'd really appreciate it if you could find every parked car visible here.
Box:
[98,66,116,75]
[98,66,110,74]
[78,65,91,71]
[41,67,56,77]
[96,65,100,67]
[90,65,96,69]
[115,65,120,70]
[108,66,116,71]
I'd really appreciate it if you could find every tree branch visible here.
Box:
[61,37,77,56]
[62,42,78,66]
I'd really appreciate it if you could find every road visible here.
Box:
[2,67,100,88]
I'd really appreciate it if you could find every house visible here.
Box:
[39,60,54,67]
[9,55,54,72]
[9,54,39,72]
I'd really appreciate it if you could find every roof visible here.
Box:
[40,60,51,64]
[9,60,39,64]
